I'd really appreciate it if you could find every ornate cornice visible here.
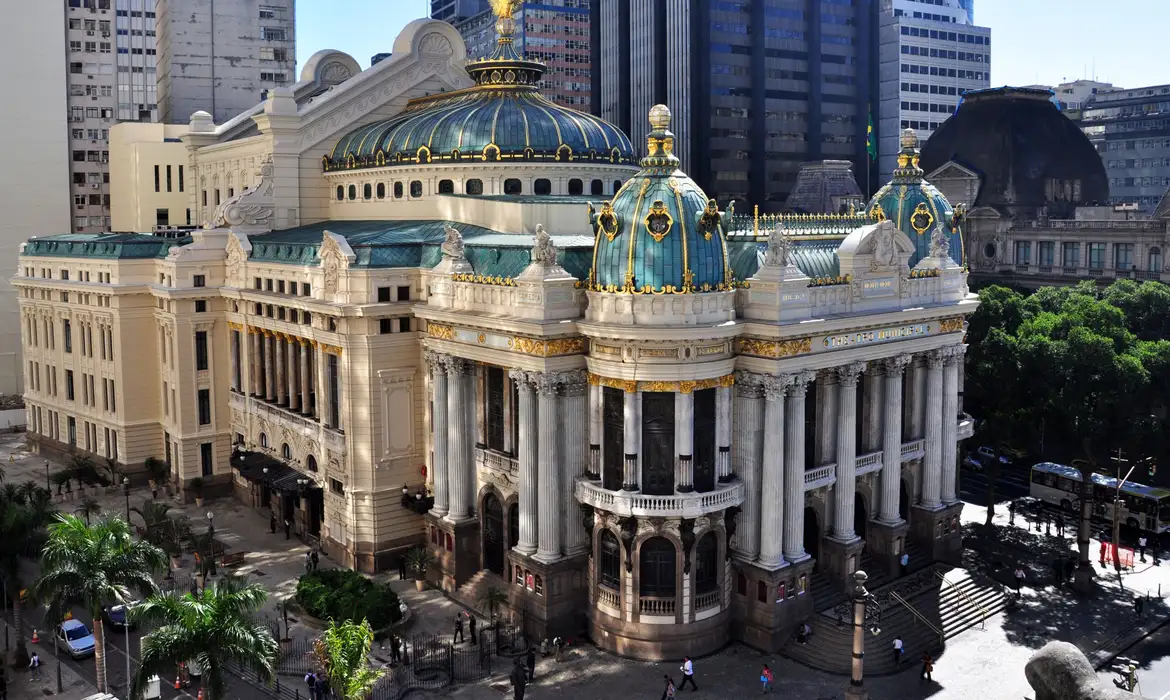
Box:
[737,336,813,359]
[427,323,455,341]
[508,336,586,357]
[587,373,734,394]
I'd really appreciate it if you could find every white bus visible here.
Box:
[1029,461,1170,534]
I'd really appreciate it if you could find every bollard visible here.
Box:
[296,689,300,700]
[275,676,281,694]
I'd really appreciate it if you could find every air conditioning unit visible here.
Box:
[90,184,101,190]
[101,31,109,37]
[86,30,94,35]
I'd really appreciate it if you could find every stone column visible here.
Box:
[510,370,538,555]
[920,350,946,510]
[880,355,912,523]
[832,363,866,542]
[732,372,764,559]
[230,329,240,392]
[317,344,331,427]
[905,358,926,441]
[783,371,816,563]
[446,359,474,522]
[250,331,261,396]
[265,333,276,402]
[716,384,732,482]
[562,371,589,556]
[862,370,883,453]
[814,371,838,466]
[275,336,287,405]
[535,373,563,562]
[588,380,602,480]
[757,374,792,570]
[622,388,640,491]
[941,346,964,504]
[298,340,311,415]
[675,391,694,492]
[286,338,298,410]
[475,366,486,446]
[427,352,450,517]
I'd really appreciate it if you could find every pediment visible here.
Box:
[927,160,980,182]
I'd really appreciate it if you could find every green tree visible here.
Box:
[312,618,386,700]
[33,514,166,692]
[130,575,278,700]
[75,497,102,525]
[0,483,55,667]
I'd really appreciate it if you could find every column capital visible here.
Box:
[787,370,816,397]
[761,373,794,401]
[925,349,947,369]
[534,372,562,396]
[424,349,451,372]
[555,369,589,395]
[445,357,474,377]
[883,353,913,377]
[835,362,866,387]
[944,345,968,364]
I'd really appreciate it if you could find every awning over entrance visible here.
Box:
[231,450,318,494]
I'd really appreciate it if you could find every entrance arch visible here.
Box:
[854,494,868,542]
[803,507,821,570]
[482,493,505,576]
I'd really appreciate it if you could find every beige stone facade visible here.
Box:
[109,122,192,232]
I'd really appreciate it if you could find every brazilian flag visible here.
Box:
[866,112,877,160]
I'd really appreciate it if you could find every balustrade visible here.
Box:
[575,480,743,518]
[694,590,720,611]
[638,596,676,616]
[598,586,619,609]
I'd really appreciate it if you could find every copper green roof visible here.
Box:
[22,233,189,259]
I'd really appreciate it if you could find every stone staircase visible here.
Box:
[450,569,511,616]
[784,551,1007,675]
[808,539,928,613]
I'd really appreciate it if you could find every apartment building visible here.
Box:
[1081,84,1170,213]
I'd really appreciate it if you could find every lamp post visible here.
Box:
[206,511,217,578]
[844,570,882,700]
[297,478,309,540]
[44,460,50,492]
[122,477,131,523]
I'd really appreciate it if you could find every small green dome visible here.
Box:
[867,129,965,267]
[588,105,731,294]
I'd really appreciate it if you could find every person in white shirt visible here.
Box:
[1138,535,1148,563]
[678,656,697,691]
[1013,567,1026,593]
[893,636,904,665]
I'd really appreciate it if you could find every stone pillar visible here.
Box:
[675,391,694,492]
[265,333,276,402]
[230,329,240,392]
[299,340,311,415]
[316,344,331,427]
[716,384,732,482]
[832,363,865,542]
[588,381,602,480]
[880,355,912,523]
[510,370,538,555]
[758,375,791,570]
[732,372,764,559]
[920,350,946,510]
[905,358,926,441]
[622,389,640,491]
[446,359,474,522]
[535,373,563,562]
[862,370,883,453]
[562,371,589,555]
[428,352,450,517]
[783,371,815,562]
[814,371,838,466]
[275,336,287,405]
[941,346,964,504]
[286,337,297,410]
[475,366,486,446]
[250,331,261,396]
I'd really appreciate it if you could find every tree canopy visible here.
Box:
[966,279,1170,469]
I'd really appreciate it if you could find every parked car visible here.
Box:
[975,446,1010,465]
[962,454,985,472]
[56,619,96,659]
[103,600,140,631]
[998,445,1027,460]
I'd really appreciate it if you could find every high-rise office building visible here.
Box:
[877,0,990,181]
[591,0,879,210]
[1081,83,1170,212]
[431,0,488,22]
[448,1,593,109]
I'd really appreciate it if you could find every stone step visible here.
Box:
[450,569,511,619]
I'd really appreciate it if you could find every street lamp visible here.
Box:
[206,511,217,578]
[44,461,50,492]
[122,477,131,523]
[844,570,882,700]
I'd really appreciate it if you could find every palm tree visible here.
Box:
[34,514,167,692]
[130,575,278,700]
[75,497,102,525]
[478,586,508,622]
[312,618,386,700]
[0,483,56,668]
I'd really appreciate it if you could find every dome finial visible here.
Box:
[649,104,672,131]
[900,128,920,151]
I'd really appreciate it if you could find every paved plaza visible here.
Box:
[2,433,1170,699]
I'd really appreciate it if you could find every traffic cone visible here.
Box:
[30,628,38,644]
[174,676,182,690]
[197,689,205,700]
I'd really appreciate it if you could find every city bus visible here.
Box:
[1029,462,1170,534]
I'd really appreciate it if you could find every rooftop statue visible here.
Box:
[441,225,465,260]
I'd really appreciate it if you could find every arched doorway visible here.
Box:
[507,503,519,550]
[482,493,505,576]
[803,507,821,571]
[854,494,868,543]
[899,479,911,523]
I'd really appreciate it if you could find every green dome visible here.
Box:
[325,13,634,171]
[867,129,965,267]
[588,105,731,294]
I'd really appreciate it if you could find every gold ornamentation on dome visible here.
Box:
[910,202,935,236]
[698,198,721,240]
[737,336,813,359]
[870,202,887,222]
[427,324,455,341]
[490,0,522,18]
[598,201,619,241]
[648,104,672,130]
[645,200,673,242]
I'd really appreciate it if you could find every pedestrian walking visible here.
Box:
[305,671,317,697]
[1139,535,1148,562]
[311,549,320,571]
[270,512,277,534]
[661,674,676,700]
[305,551,313,573]
[1100,541,1108,567]
[554,636,565,661]
[398,554,408,580]
[314,674,327,700]
[1013,567,1026,593]
[1052,558,1064,588]
[28,652,41,681]
[920,653,933,682]
[1008,500,1016,525]
[453,613,465,644]
[678,656,698,691]
[469,613,478,645]
[511,659,528,700]
[1136,594,1146,617]
[900,552,910,576]
[1057,516,1065,537]
[760,664,773,693]
[391,634,402,663]
[284,518,292,540]
[893,636,904,666]
[526,646,536,681]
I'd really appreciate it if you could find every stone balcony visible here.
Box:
[229,390,346,455]
[576,479,744,518]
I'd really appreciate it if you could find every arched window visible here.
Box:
[757,580,767,603]
[504,178,522,195]
[1150,246,1162,272]
[307,455,318,472]
[600,530,621,590]
[259,432,268,449]
[694,532,719,594]
[465,179,483,195]
[410,180,423,198]
[639,537,676,597]
[376,183,386,199]
[281,443,291,460]
[347,184,357,201]
[737,571,747,596]
[438,179,454,195]
[591,179,604,196]
[336,186,344,201]
[394,182,404,199]
[362,183,372,200]
[568,178,583,195]
[613,179,622,194]
[534,179,552,195]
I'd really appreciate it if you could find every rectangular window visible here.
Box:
[1014,241,1032,265]
[1114,243,1134,270]
[197,388,211,425]
[485,366,505,452]
[1062,242,1080,269]
[156,208,169,226]
[153,165,160,193]
[166,165,172,192]
[194,330,209,370]
[63,320,73,353]
[328,353,340,429]
[397,285,411,302]
[377,287,391,302]
[178,165,184,192]
[397,318,411,333]
[329,478,345,495]
[1089,242,1106,269]
[379,318,394,334]
[66,370,75,401]
[67,417,76,447]
[193,274,206,288]
[302,283,311,297]
[200,442,213,476]
[255,277,263,290]
[195,300,207,313]
[1038,241,1055,267]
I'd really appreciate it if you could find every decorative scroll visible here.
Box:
[427,324,455,340]
[737,337,813,359]
[507,336,586,357]
[587,373,734,394]
[938,317,965,334]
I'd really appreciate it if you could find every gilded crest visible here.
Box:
[645,200,673,243]
[697,198,721,241]
[910,201,934,236]
[598,201,620,241]
[870,202,887,222]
